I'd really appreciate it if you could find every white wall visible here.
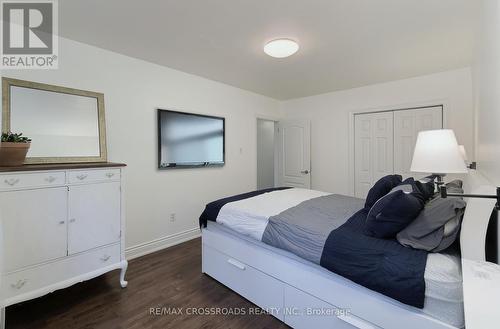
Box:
[282,68,475,195]
[257,119,275,189]
[475,0,500,185]
[0,37,282,257]
[0,36,479,256]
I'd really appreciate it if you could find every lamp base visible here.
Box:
[432,173,446,191]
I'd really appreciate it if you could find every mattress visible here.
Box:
[206,221,464,328]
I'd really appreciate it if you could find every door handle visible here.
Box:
[300,170,310,174]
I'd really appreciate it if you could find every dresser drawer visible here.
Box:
[68,168,120,184]
[203,244,284,320]
[1,243,121,304]
[0,171,65,190]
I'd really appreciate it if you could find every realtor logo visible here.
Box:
[1,0,58,69]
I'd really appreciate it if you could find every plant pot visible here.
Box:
[0,142,31,166]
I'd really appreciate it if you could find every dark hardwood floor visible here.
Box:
[7,238,288,329]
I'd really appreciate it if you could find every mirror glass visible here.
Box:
[10,86,100,157]
[3,78,107,164]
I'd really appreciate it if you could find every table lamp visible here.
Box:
[410,129,468,186]
[410,129,499,209]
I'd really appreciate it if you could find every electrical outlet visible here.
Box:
[170,213,176,222]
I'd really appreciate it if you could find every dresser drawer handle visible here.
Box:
[10,279,27,290]
[4,178,19,186]
[76,174,88,180]
[100,255,111,262]
[105,173,115,178]
[227,258,246,271]
[45,176,57,183]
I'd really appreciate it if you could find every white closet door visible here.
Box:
[354,114,372,198]
[415,106,443,132]
[354,112,394,198]
[394,106,443,178]
[372,112,394,182]
[68,182,121,254]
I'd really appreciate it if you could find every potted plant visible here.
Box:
[0,132,31,166]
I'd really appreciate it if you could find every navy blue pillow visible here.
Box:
[364,178,425,239]
[364,174,403,209]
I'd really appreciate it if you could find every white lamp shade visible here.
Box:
[458,145,468,161]
[410,129,468,174]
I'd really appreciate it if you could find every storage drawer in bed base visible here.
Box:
[203,244,285,320]
[202,227,458,329]
[202,243,377,329]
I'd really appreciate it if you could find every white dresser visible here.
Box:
[0,163,128,327]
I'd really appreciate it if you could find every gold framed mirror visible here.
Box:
[2,77,107,164]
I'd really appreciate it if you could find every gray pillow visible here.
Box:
[396,195,466,252]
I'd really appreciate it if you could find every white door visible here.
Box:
[394,106,443,178]
[68,182,121,254]
[354,114,373,198]
[354,112,394,198]
[372,112,395,182]
[277,120,311,188]
[0,187,68,272]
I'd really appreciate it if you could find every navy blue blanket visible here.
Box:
[321,208,428,308]
[198,187,291,228]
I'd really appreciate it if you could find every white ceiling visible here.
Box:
[59,0,479,100]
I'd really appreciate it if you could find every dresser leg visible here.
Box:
[120,260,128,288]
[0,307,5,329]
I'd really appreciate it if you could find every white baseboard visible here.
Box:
[125,228,201,260]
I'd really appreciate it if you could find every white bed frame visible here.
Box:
[202,170,498,329]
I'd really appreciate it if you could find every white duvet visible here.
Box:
[216,188,330,240]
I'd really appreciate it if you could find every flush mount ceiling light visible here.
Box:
[264,39,299,58]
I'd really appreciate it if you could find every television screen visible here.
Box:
[158,109,225,169]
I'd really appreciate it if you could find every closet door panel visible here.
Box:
[354,112,394,198]
[355,106,442,198]
[372,112,394,183]
[394,107,443,178]
[415,106,443,132]
[394,111,416,179]
[354,115,373,198]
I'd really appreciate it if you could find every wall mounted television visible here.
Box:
[158,109,225,169]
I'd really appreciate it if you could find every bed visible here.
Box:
[200,172,494,329]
